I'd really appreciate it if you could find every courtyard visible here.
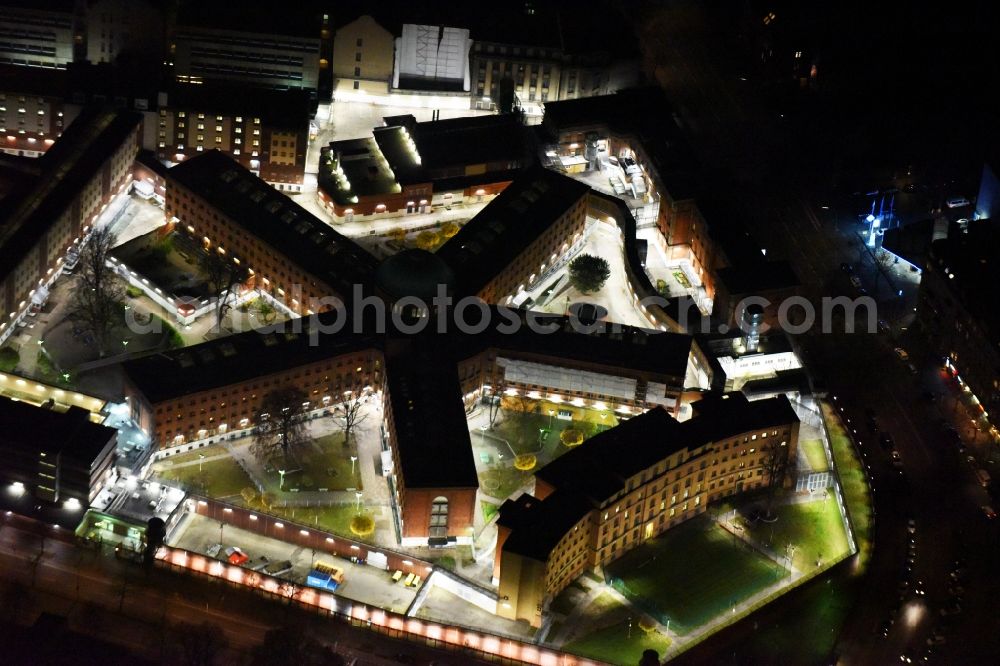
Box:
[605,517,788,635]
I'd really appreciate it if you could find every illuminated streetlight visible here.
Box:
[355,491,363,512]
[350,455,357,479]
[198,453,205,472]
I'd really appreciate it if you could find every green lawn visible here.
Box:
[478,464,532,500]
[159,456,251,499]
[606,519,787,635]
[283,433,362,491]
[481,501,499,523]
[747,496,850,571]
[259,503,374,542]
[564,617,671,666]
[800,438,829,472]
[0,346,20,372]
[823,402,872,561]
[159,444,228,465]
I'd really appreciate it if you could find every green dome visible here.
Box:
[375,249,456,301]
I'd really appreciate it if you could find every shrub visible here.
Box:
[514,454,537,471]
[560,428,584,447]
[126,285,143,298]
[350,514,375,537]
[440,221,460,238]
[0,347,20,372]
[638,617,658,633]
[568,254,611,294]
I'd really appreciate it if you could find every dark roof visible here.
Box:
[503,393,799,561]
[166,84,316,129]
[461,309,693,380]
[166,150,378,301]
[882,217,938,268]
[122,315,378,404]
[0,63,67,97]
[716,261,801,295]
[536,393,798,507]
[135,149,169,179]
[175,0,326,38]
[321,114,529,204]
[926,219,1000,346]
[534,408,681,504]
[375,249,455,301]
[541,87,701,201]
[0,397,116,466]
[498,490,594,562]
[384,337,478,490]
[437,166,590,296]
[410,114,528,176]
[0,108,141,285]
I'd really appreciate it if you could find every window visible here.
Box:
[353,81,360,90]
[430,496,449,538]
[354,66,360,76]
[355,52,361,62]
[356,37,363,47]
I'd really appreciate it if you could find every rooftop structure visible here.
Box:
[383,337,478,490]
[318,113,527,211]
[0,395,118,506]
[437,165,590,297]
[166,150,378,302]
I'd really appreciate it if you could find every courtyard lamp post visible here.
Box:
[355,491,363,513]
[198,454,205,473]
[350,455,358,479]
[278,469,286,491]
[548,409,554,430]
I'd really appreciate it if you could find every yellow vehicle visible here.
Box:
[314,561,346,584]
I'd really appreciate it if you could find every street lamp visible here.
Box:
[350,455,358,479]
[355,491,363,513]
[198,453,205,472]
[278,469,286,491]
[548,409,554,430]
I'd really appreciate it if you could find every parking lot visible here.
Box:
[105,476,185,523]
[170,513,419,614]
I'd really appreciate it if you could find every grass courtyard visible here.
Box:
[800,438,829,472]
[158,456,251,499]
[280,433,362,492]
[605,518,787,635]
[746,496,850,572]
[822,401,872,561]
[565,616,671,666]
[257,503,373,540]
[158,444,228,465]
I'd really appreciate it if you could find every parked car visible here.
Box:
[850,276,863,289]
[946,197,971,208]
[980,505,996,520]
[225,546,249,565]
[894,347,910,361]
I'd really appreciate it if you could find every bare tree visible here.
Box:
[761,440,791,519]
[198,248,248,330]
[250,387,310,468]
[332,388,368,446]
[175,621,229,666]
[68,225,124,356]
[873,249,895,293]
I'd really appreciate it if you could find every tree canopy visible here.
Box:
[250,387,311,467]
[568,254,611,294]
